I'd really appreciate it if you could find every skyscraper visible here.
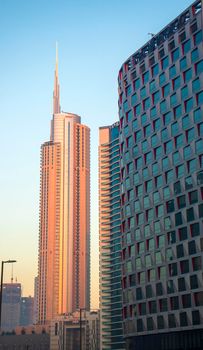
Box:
[1,283,21,332]
[38,48,90,324]
[118,0,203,349]
[99,123,124,350]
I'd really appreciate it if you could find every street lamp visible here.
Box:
[79,308,86,350]
[0,260,17,331]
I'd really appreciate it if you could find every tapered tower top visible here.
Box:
[53,42,60,114]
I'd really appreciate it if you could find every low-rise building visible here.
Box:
[50,310,100,350]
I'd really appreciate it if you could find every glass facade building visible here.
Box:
[118,1,203,349]
[99,123,124,350]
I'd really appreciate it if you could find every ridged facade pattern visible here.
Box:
[99,123,124,350]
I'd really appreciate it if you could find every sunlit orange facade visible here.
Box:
[38,51,90,324]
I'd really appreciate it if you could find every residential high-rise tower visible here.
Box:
[118,1,203,349]
[99,123,124,350]
[38,49,90,324]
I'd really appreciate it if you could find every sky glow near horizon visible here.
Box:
[0,0,193,309]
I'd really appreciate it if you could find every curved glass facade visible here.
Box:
[118,1,203,349]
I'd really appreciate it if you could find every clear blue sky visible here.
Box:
[0,0,192,307]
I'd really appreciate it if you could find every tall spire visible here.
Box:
[53,42,60,114]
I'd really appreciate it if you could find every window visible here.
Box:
[189,190,198,204]
[160,100,167,114]
[160,298,168,312]
[145,255,152,268]
[170,93,177,106]
[169,65,176,78]
[156,282,163,296]
[178,277,186,291]
[166,170,174,184]
[163,186,170,200]
[194,30,202,46]
[182,115,190,130]
[157,204,164,217]
[192,310,200,325]
[146,179,153,193]
[188,158,197,173]
[140,86,146,99]
[179,227,187,241]
[177,164,184,178]
[155,146,162,160]
[169,263,177,277]
[149,79,156,93]
[196,60,203,75]
[171,296,179,310]
[175,212,182,226]
[134,200,140,213]
[162,56,169,69]
[134,78,140,90]
[168,231,176,244]
[144,224,150,236]
[153,91,160,104]
[177,195,186,209]
[134,104,141,116]
[142,140,148,152]
[144,196,150,209]
[137,184,143,197]
[177,244,184,258]
[174,105,182,119]
[166,200,174,213]
[190,223,200,237]
[181,85,188,99]
[173,76,181,90]
[162,157,169,170]
[143,71,149,84]
[154,221,161,234]
[161,128,168,142]
[132,119,138,130]
[188,240,196,255]
[167,280,175,294]
[174,181,181,194]
[175,134,184,148]
[131,93,137,106]
[192,256,201,271]
[152,162,159,176]
[183,39,190,54]
[180,57,187,70]
[164,217,171,230]
[173,151,180,165]
[185,98,193,112]
[192,78,200,92]
[171,122,179,136]
[191,48,199,62]
[183,145,192,159]
[156,175,163,188]
[159,72,166,85]
[165,140,173,154]
[184,68,192,83]
[180,312,188,327]
[197,91,203,105]
[141,113,147,126]
[149,268,155,281]
[190,274,198,289]
[180,260,189,274]
[172,48,179,62]
[164,111,172,126]
[185,176,193,190]
[163,83,170,97]
[143,167,149,179]
[146,285,153,298]
[153,118,161,131]
[156,251,162,264]
[136,287,142,300]
[152,63,159,77]
[153,191,160,205]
